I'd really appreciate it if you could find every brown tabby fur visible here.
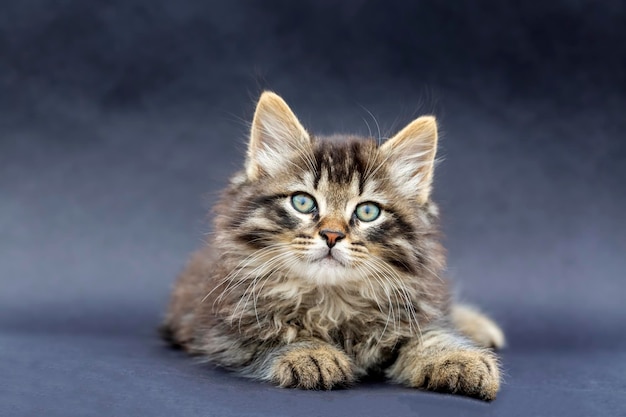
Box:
[161,92,505,400]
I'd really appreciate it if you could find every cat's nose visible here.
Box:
[319,229,346,248]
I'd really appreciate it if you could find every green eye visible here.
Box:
[291,193,317,214]
[355,202,381,222]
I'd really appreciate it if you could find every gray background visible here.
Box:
[1,1,625,416]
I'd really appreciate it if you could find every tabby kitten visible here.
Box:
[162,92,505,400]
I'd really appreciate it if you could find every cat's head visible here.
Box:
[216,92,443,286]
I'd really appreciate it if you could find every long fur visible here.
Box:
[161,92,504,400]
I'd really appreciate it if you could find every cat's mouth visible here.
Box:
[315,250,346,267]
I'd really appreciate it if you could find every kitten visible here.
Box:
[161,92,505,400]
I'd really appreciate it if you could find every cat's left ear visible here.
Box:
[380,116,438,204]
[246,91,312,180]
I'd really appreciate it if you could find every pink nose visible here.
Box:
[319,229,346,248]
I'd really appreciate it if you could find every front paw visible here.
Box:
[411,350,500,401]
[270,344,354,390]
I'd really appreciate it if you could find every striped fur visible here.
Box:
[162,92,503,400]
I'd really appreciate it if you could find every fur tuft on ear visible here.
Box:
[246,92,311,180]
[379,116,439,204]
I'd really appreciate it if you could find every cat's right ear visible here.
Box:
[246,92,311,180]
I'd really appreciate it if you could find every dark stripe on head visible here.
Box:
[366,215,419,273]
[312,140,371,188]
[349,141,366,195]
[313,147,324,189]
[366,224,387,242]
[384,250,417,275]
[235,231,274,249]
[270,207,299,229]
[382,207,415,238]
[252,193,290,207]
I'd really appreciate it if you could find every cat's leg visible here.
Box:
[451,304,506,349]
[386,326,500,401]
[190,323,354,390]
[257,339,355,390]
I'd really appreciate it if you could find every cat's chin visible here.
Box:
[298,257,361,286]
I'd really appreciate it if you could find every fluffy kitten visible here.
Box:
[161,92,505,400]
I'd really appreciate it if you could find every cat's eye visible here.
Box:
[354,202,381,222]
[291,193,317,214]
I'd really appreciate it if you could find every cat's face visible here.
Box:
[220,92,440,287]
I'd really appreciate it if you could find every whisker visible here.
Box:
[360,262,396,343]
[368,257,423,343]
[232,252,294,330]
[204,244,289,306]
[359,105,383,145]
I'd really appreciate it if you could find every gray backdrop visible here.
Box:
[1,1,625,416]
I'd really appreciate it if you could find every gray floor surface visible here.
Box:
[1,1,625,416]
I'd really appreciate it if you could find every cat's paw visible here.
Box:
[410,350,500,401]
[270,344,354,390]
[452,304,506,350]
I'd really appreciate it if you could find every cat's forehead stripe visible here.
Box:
[312,139,372,194]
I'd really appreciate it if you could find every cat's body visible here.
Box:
[162,92,504,400]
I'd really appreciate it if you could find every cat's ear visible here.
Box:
[380,116,438,204]
[246,91,311,180]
